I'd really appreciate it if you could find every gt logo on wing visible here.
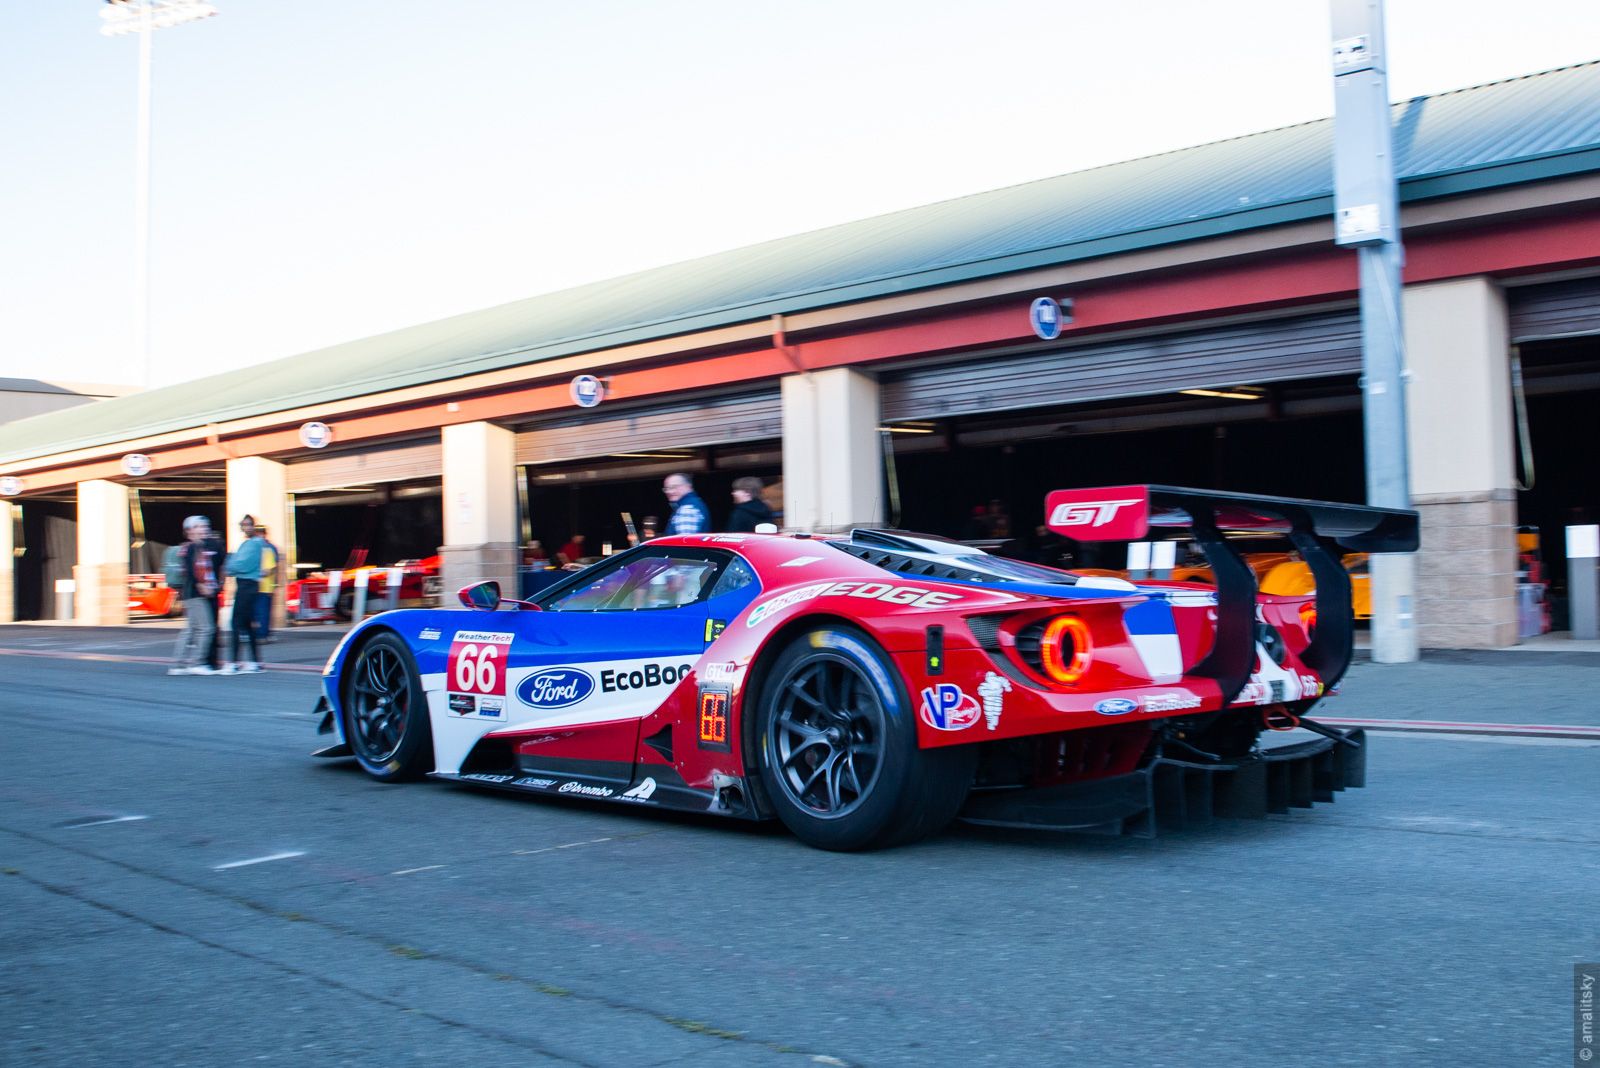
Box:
[1048,499,1141,528]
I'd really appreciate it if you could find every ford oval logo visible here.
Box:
[516,668,595,709]
[1095,698,1138,716]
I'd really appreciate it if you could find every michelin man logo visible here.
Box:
[977,671,1012,731]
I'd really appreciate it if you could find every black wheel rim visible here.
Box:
[348,645,413,764]
[769,654,886,818]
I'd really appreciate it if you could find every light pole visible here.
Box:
[98,0,217,388]
[1329,0,1417,664]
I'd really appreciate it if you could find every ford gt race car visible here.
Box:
[312,485,1418,851]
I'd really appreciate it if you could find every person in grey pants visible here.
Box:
[169,516,223,675]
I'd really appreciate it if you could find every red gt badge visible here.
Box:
[1044,485,1150,540]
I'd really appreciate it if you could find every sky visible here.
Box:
[3,0,1598,389]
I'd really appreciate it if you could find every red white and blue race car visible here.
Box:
[313,485,1418,851]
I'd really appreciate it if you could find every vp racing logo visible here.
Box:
[516,668,595,709]
[919,684,981,731]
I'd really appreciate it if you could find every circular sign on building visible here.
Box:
[121,453,152,478]
[570,374,605,408]
[0,476,22,497]
[1029,297,1064,341]
[299,421,333,449]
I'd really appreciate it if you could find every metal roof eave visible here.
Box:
[3,144,1599,469]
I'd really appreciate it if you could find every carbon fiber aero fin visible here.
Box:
[1044,485,1420,703]
[1183,509,1257,705]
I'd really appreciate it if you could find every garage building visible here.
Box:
[3,61,1599,649]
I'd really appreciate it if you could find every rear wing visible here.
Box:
[1045,485,1419,702]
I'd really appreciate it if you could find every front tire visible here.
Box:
[341,632,433,781]
[755,625,975,851]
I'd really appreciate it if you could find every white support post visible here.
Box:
[226,456,289,629]
[781,368,883,532]
[75,480,131,626]
[0,501,14,624]
[440,422,518,600]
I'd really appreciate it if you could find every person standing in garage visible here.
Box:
[169,515,224,675]
[223,515,265,674]
[663,472,710,535]
[727,476,775,532]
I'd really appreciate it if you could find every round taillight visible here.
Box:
[1039,615,1093,685]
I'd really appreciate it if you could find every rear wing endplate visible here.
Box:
[1045,485,1419,702]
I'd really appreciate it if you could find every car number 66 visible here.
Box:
[447,632,512,696]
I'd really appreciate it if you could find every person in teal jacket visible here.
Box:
[224,515,266,673]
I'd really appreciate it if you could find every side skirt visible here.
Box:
[430,762,763,820]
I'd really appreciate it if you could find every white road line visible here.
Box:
[512,836,612,856]
[68,815,149,828]
[390,864,445,876]
[213,851,306,870]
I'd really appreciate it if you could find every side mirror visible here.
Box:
[457,581,501,612]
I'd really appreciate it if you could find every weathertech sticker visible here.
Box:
[448,631,513,698]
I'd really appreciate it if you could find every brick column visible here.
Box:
[1403,277,1519,648]
[440,422,518,600]
[75,479,130,626]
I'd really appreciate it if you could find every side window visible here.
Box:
[708,556,757,600]
[545,551,725,612]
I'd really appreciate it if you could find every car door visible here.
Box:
[501,546,760,786]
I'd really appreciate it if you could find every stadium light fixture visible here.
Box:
[97,0,218,387]
[100,0,216,36]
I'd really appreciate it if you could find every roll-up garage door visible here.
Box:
[880,309,1361,422]
[1508,276,1600,341]
[516,390,782,465]
[285,438,442,494]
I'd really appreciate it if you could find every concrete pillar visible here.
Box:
[75,479,130,626]
[0,501,14,624]
[1403,276,1519,648]
[226,457,289,629]
[781,368,883,532]
[440,421,518,600]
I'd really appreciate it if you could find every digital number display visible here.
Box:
[697,690,730,751]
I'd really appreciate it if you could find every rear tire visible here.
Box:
[341,632,433,781]
[754,625,975,851]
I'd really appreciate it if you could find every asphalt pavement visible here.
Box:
[2,637,1598,1066]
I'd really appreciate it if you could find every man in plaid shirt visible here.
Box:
[662,472,711,535]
